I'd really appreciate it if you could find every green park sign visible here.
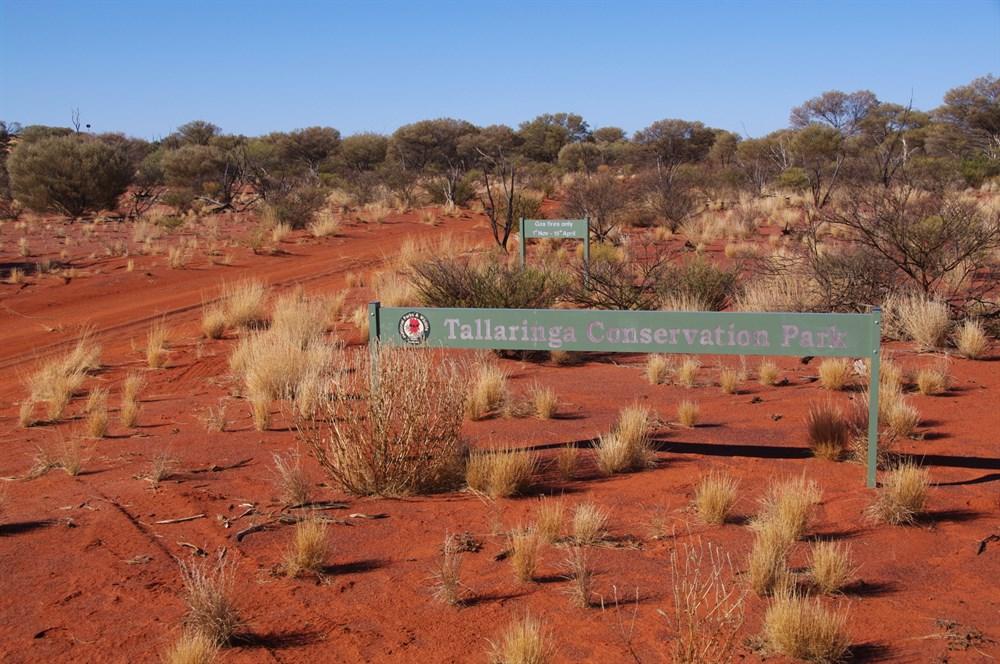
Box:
[519,218,590,278]
[368,303,882,487]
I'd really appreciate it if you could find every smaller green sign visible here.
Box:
[522,218,588,239]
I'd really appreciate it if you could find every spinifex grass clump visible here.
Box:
[808,541,855,594]
[283,514,329,577]
[762,592,850,663]
[432,533,466,606]
[466,446,537,498]
[595,405,655,475]
[466,363,508,420]
[693,472,739,525]
[806,402,849,460]
[23,332,100,424]
[179,559,242,646]
[817,358,852,391]
[571,502,608,546]
[488,614,554,664]
[752,475,823,543]
[300,345,467,496]
[867,462,930,525]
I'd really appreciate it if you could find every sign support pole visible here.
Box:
[518,217,526,268]
[368,301,381,389]
[866,307,881,488]
[583,216,591,289]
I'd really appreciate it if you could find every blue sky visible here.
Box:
[1,0,998,140]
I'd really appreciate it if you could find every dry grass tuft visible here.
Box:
[529,384,558,419]
[915,362,950,395]
[809,541,855,594]
[762,592,850,663]
[272,451,311,506]
[562,546,593,608]
[718,367,743,394]
[676,357,701,388]
[350,305,370,337]
[308,211,341,238]
[556,445,578,480]
[270,290,332,346]
[201,401,227,433]
[693,472,739,525]
[894,293,951,350]
[747,520,793,597]
[883,394,920,438]
[953,319,989,359]
[284,514,329,577]
[144,452,177,488]
[201,303,227,339]
[595,405,655,475]
[535,497,565,543]
[221,280,266,328]
[118,371,146,429]
[867,462,929,525]
[571,502,608,545]
[58,439,84,476]
[18,399,35,428]
[85,387,109,438]
[146,319,169,368]
[676,400,700,428]
[508,527,541,583]
[645,354,672,385]
[179,559,242,645]
[466,447,537,498]
[752,475,822,542]
[488,614,553,664]
[25,333,100,422]
[163,631,218,664]
[432,533,466,605]
[806,402,849,460]
[817,358,852,391]
[466,363,509,420]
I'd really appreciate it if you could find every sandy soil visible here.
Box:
[1,209,998,663]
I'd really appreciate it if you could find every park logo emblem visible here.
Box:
[399,312,431,345]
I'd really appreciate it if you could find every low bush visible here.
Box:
[9,133,132,216]
[412,257,566,309]
[299,346,467,496]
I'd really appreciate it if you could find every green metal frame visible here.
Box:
[369,303,882,487]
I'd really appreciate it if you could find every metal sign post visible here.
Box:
[369,304,882,488]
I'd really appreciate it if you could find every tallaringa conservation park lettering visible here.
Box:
[442,317,848,351]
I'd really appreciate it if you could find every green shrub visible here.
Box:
[660,258,739,311]
[9,134,132,216]
[267,185,327,229]
[412,258,567,309]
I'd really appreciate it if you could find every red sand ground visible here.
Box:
[1,209,999,663]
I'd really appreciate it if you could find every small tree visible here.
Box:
[8,134,132,216]
[562,171,629,241]
[823,184,1000,300]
